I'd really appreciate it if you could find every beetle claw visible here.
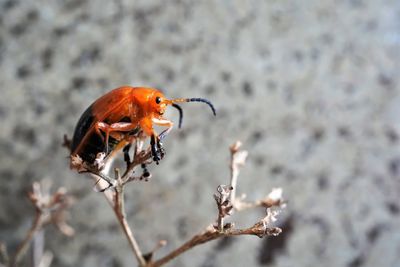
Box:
[94,152,107,170]
[152,149,164,164]
[150,135,165,164]
[156,140,165,163]
[157,141,165,158]
[141,163,152,181]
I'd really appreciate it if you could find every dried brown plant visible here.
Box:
[0,180,74,267]
[68,138,285,267]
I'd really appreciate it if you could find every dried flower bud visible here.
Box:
[268,188,283,202]
[94,152,106,170]
[266,227,282,236]
[230,141,242,153]
[70,154,86,172]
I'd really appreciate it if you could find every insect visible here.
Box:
[70,86,216,169]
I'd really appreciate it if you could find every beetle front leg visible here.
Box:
[140,117,173,164]
[123,143,132,167]
[152,118,174,141]
[151,118,174,163]
[150,134,163,164]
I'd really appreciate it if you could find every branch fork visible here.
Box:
[1,180,74,267]
[67,136,286,267]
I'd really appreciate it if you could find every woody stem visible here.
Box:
[110,169,147,266]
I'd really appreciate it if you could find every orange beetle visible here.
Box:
[70,86,216,166]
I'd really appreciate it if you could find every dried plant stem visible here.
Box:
[149,223,276,267]
[229,154,239,203]
[229,141,248,207]
[108,170,147,267]
[234,199,272,211]
[3,180,73,267]
[0,243,9,266]
[11,208,43,267]
[36,251,53,267]
[31,229,44,267]
[217,212,224,232]
[86,138,149,266]
[147,142,283,267]
[72,138,284,267]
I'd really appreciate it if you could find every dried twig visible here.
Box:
[31,229,44,267]
[71,137,150,266]
[36,251,53,267]
[214,185,234,232]
[229,141,248,205]
[6,180,74,267]
[113,169,147,266]
[145,142,284,266]
[70,138,285,267]
[148,201,282,267]
[233,188,285,211]
[0,242,9,266]
[62,134,71,150]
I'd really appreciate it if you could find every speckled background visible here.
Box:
[1,0,400,267]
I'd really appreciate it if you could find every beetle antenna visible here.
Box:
[172,98,216,116]
[171,103,183,128]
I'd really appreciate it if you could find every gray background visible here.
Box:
[1,0,400,266]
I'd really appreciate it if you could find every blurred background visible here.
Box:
[1,0,400,266]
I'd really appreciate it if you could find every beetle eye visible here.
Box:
[155,96,161,104]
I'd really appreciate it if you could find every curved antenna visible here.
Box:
[172,98,216,116]
[171,103,183,128]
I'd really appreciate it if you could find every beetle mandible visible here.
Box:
[70,86,216,168]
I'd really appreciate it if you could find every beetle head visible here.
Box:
[146,88,216,129]
[148,90,168,117]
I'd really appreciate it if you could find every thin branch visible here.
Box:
[149,212,282,267]
[69,137,285,267]
[76,137,150,266]
[234,188,285,211]
[8,181,74,267]
[11,182,46,267]
[145,141,285,267]
[148,191,284,267]
[10,210,42,267]
[37,251,53,267]
[143,240,167,262]
[214,185,233,232]
[112,169,146,266]
[31,229,44,267]
[0,242,9,266]
[229,141,248,206]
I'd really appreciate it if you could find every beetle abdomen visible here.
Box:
[75,131,118,163]
[71,105,142,163]
[71,105,95,153]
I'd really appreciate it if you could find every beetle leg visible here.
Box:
[152,118,174,162]
[156,139,165,161]
[94,123,105,142]
[96,122,138,153]
[123,143,132,167]
[139,118,161,164]
[139,117,173,164]
[95,122,109,152]
[152,118,174,141]
[150,134,161,164]
[157,139,165,159]
[141,163,151,180]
